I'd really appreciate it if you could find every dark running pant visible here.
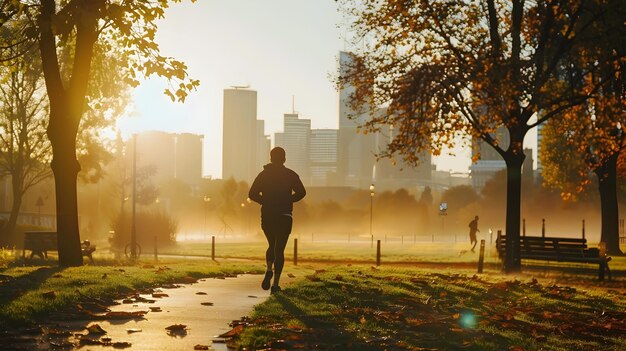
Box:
[261,214,293,286]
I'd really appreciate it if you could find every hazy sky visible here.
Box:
[120,0,536,179]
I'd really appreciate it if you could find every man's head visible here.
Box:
[475,215,479,220]
[270,147,286,164]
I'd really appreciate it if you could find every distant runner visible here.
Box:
[249,147,306,294]
[468,215,480,252]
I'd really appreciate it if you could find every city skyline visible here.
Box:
[119,0,537,179]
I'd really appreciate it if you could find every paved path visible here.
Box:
[52,275,268,350]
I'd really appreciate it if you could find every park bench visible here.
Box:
[23,231,96,263]
[495,233,611,280]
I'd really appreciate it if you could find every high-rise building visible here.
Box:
[310,129,338,186]
[338,51,376,188]
[129,131,203,188]
[469,126,508,189]
[175,133,203,188]
[374,124,432,190]
[256,120,271,170]
[274,113,311,183]
[133,131,176,185]
[222,87,259,184]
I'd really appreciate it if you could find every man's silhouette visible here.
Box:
[468,215,480,252]
[249,147,306,294]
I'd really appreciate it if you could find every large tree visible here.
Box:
[339,0,612,271]
[0,41,51,246]
[2,0,198,266]
[540,0,625,254]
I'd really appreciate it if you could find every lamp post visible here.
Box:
[131,134,137,260]
[203,196,211,241]
[370,184,375,248]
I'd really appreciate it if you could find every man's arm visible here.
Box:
[248,174,263,205]
[291,174,306,203]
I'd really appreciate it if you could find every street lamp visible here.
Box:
[370,184,375,248]
[203,196,211,241]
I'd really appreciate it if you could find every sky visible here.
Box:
[119,0,537,179]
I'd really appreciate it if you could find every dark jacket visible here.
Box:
[248,163,306,216]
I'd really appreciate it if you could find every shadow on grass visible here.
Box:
[273,293,381,351]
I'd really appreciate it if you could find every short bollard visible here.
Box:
[294,238,298,266]
[376,240,381,266]
[542,218,546,237]
[477,239,485,273]
[211,235,215,260]
[154,236,158,261]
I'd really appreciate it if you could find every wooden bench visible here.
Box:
[23,231,96,263]
[496,233,611,280]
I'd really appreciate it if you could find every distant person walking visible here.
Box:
[249,147,306,294]
[468,215,480,252]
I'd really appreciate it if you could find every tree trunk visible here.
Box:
[595,153,623,255]
[50,134,83,266]
[504,152,524,272]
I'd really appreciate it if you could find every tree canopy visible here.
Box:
[339,0,618,270]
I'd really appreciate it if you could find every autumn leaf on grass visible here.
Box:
[218,325,243,338]
[86,324,107,335]
[509,347,525,351]
[287,273,296,278]
[305,275,320,282]
[196,292,207,295]
[42,291,56,299]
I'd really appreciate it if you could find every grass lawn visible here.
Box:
[0,251,264,328]
[164,240,506,264]
[236,264,626,351]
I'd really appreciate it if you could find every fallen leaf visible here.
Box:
[112,341,132,348]
[126,329,142,333]
[165,324,187,331]
[452,313,460,320]
[42,291,56,299]
[53,274,63,278]
[201,302,214,306]
[360,316,367,324]
[194,345,210,350]
[196,292,207,295]
[149,307,162,312]
[86,324,107,335]
[143,264,155,269]
[218,325,243,338]
[287,273,296,278]
[101,273,108,279]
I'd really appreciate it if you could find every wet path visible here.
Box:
[49,275,267,350]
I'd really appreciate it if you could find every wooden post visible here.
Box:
[541,218,545,238]
[293,238,298,266]
[477,240,485,273]
[154,236,158,261]
[376,240,381,266]
[522,218,526,237]
[211,235,215,260]
[582,219,585,240]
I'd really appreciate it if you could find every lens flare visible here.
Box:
[459,312,477,329]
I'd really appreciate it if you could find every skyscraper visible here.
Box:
[222,87,258,184]
[469,126,508,189]
[338,51,376,188]
[310,129,338,186]
[175,133,203,188]
[274,113,311,184]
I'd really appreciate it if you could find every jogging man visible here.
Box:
[248,147,306,294]
[468,215,480,252]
